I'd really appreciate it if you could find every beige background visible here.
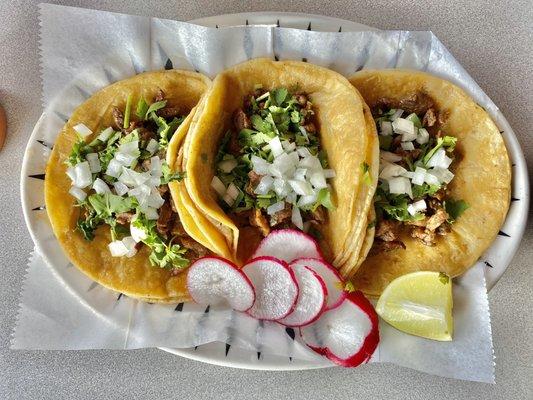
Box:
[1,1,531,399]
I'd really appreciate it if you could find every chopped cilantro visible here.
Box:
[438,272,450,285]
[123,94,133,129]
[361,162,372,185]
[444,199,469,222]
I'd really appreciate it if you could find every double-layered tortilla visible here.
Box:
[45,70,211,303]
[349,70,511,296]
[178,58,378,271]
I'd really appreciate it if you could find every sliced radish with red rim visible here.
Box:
[277,265,327,327]
[291,257,345,310]
[300,291,379,367]
[187,256,255,312]
[252,229,323,263]
[242,256,299,320]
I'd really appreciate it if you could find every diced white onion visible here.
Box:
[273,179,290,197]
[226,183,240,200]
[429,167,455,184]
[401,171,415,179]
[282,140,296,152]
[105,159,123,178]
[401,142,415,151]
[288,180,313,196]
[390,109,404,121]
[286,192,297,204]
[122,236,138,258]
[299,155,321,171]
[118,140,139,155]
[251,155,270,175]
[66,166,76,182]
[115,152,138,167]
[291,206,303,230]
[267,201,285,215]
[211,176,227,197]
[68,186,87,201]
[150,156,162,174]
[146,139,159,154]
[407,199,427,216]
[269,136,284,158]
[411,166,427,186]
[130,222,147,243]
[145,190,165,209]
[427,148,453,169]
[141,206,159,220]
[297,193,318,207]
[73,123,92,138]
[380,151,403,163]
[73,161,93,188]
[273,152,294,174]
[108,240,129,257]
[218,159,238,173]
[97,127,114,142]
[222,192,235,206]
[392,118,417,142]
[379,120,393,136]
[128,184,151,205]
[416,128,430,144]
[256,91,270,102]
[388,176,413,198]
[113,181,129,196]
[148,176,161,187]
[296,147,312,158]
[380,163,408,180]
[293,168,307,182]
[254,175,274,195]
[310,171,327,189]
[424,172,440,186]
[92,178,111,194]
[119,167,150,188]
[86,153,101,173]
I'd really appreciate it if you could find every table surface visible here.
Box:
[1,1,532,399]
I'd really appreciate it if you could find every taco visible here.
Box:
[45,70,211,303]
[348,70,511,296]
[179,58,378,271]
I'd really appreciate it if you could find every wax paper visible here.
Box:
[13,3,497,382]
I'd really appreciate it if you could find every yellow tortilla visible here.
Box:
[182,58,378,268]
[349,69,511,296]
[45,70,210,302]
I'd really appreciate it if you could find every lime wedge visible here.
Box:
[376,271,453,341]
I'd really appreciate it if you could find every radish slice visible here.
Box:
[187,256,255,312]
[278,265,327,327]
[242,256,298,320]
[252,229,323,263]
[291,258,345,310]
[300,291,379,367]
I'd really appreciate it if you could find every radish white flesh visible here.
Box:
[291,258,345,310]
[300,291,379,367]
[187,257,255,312]
[278,265,327,327]
[252,229,323,263]
[242,256,298,320]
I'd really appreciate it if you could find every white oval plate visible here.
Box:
[21,12,529,370]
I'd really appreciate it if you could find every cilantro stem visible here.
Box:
[123,94,133,129]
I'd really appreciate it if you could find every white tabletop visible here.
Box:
[1,1,531,399]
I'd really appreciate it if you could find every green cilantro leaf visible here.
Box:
[444,199,469,223]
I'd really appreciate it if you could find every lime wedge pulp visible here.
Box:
[376,271,453,341]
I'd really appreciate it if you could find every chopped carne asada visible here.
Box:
[211,86,335,241]
[66,91,209,270]
[371,92,469,251]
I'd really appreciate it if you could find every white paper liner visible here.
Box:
[14,3,498,382]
